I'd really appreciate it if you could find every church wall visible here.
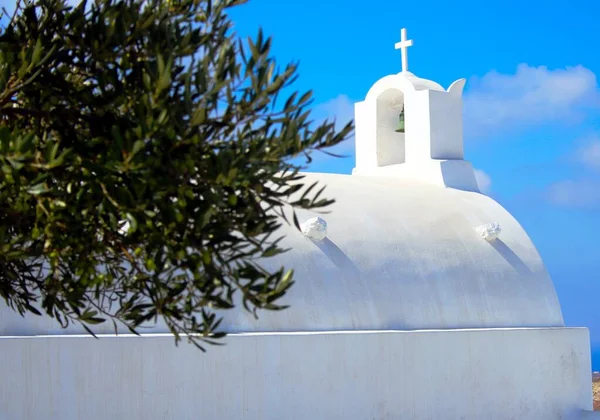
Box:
[0,328,591,420]
[404,90,464,162]
[404,90,432,162]
[428,90,464,160]
[353,101,377,170]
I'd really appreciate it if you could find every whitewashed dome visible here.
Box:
[221,172,564,332]
[0,172,564,336]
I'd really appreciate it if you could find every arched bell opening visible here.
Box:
[375,88,406,167]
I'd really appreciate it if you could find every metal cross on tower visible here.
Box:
[394,28,413,73]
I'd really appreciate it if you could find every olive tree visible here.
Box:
[0,0,352,348]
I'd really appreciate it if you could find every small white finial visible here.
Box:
[394,28,413,73]
[476,222,501,242]
[301,217,328,241]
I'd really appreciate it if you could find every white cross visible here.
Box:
[394,28,413,73]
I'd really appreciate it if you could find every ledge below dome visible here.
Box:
[352,159,480,192]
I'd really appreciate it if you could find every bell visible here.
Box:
[395,106,405,133]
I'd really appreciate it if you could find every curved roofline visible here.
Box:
[447,78,467,98]
[365,72,448,101]
[365,74,416,102]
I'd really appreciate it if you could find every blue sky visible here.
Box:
[229,0,600,368]
[2,0,599,367]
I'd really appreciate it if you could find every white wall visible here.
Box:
[405,90,464,162]
[0,328,591,419]
[428,89,464,160]
[354,101,377,170]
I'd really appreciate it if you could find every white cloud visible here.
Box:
[464,64,599,138]
[575,135,600,171]
[313,94,354,134]
[309,94,355,160]
[546,135,600,210]
[473,169,492,194]
[546,179,600,210]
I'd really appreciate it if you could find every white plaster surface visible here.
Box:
[355,159,480,191]
[0,172,564,335]
[224,173,563,332]
[0,328,591,420]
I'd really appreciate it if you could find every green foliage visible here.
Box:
[0,0,352,349]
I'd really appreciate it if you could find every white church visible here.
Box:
[0,29,597,420]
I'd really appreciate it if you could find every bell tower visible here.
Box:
[352,29,479,192]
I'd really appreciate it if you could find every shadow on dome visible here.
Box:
[310,237,360,280]
[491,239,532,276]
